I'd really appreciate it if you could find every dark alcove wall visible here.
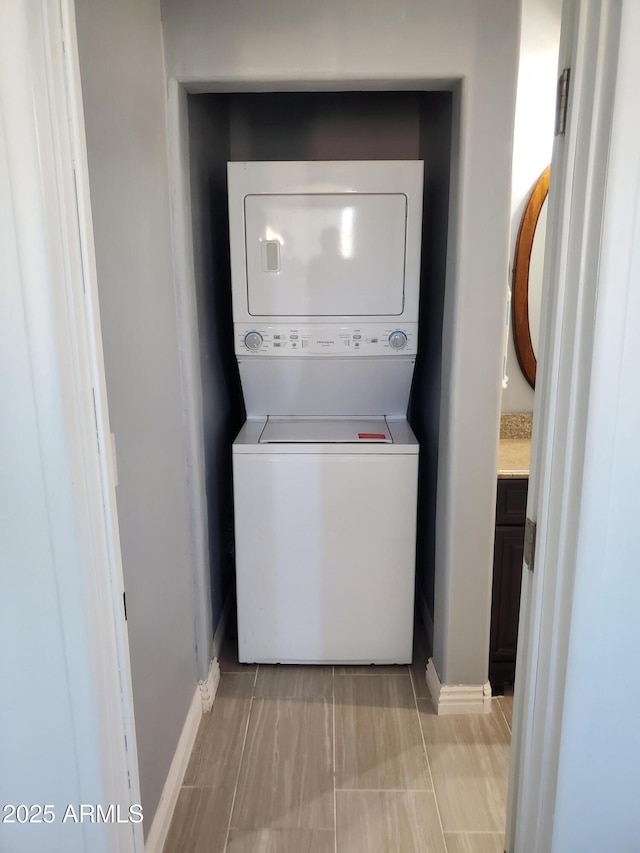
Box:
[188,96,244,631]
[188,90,452,637]
[410,95,454,626]
[228,92,421,160]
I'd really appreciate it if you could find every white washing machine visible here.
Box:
[228,160,423,664]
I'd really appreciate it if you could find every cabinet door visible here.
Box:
[495,478,528,525]
[489,526,525,690]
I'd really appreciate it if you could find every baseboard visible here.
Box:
[198,655,221,712]
[145,602,230,850]
[144,686,202,853]
[426,657,492,715]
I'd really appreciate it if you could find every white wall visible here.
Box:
[551,3,640,846]
[75,0,198,829]
[161,0,521,686]
[503,0,561,412]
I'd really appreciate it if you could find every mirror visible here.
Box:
[512,166,550,388]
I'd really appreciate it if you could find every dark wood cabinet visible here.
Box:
[489,478,528,694]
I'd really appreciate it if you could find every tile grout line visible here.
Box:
[444,830,508,835]
[221,664,260,852]
[335,787,439,793]
[409,658,448,850]
[332,664,338,853]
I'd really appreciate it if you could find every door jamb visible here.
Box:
[506,1,622,848]
[4,1,145,846]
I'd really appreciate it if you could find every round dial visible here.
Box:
[388,330,408,350]
[244,331,263,351]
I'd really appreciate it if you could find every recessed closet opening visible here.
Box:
[186,90,454,644]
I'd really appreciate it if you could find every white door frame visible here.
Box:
[506,1,623,849]
[56,2,145,841]
[1,1,142,848]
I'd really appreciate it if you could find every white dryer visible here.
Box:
[228,160,423,664]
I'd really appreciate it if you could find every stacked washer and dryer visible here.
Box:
[228,160,423,665]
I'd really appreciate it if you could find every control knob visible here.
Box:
[244,331,263,351]
[388,330,408,350]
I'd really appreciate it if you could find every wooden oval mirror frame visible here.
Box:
[512,165,550,389]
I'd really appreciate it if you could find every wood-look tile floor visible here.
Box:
[164,636,513,853]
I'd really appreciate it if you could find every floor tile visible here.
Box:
[496,696,513,732]
[334,664,410,675]
[163,786,231,853]
[254,665,333,699]
[444,832,505,853]
[418,699,510,832]
[183,674,254,787]
[335,674,431,791]
[336,790,446,852]
[231,698,333,830]
[219,634,257,673]
[227,828,335,852]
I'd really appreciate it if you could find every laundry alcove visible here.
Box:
[185,89,454,652]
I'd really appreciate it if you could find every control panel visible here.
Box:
[234,323,418,356]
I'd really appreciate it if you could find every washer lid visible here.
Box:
[259,416,392,444]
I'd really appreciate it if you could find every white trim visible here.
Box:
[57,3,144,823]
[198,657,221,713]
[1,2,141,850]
[144,687,202,853]
[507,2,624,849]
[57,3,144,839]
[145,601,232,844]
[426,659,492,715]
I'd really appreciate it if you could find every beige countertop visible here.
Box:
[497,438,531,479]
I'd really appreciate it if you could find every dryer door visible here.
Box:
[244,192,407,317]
